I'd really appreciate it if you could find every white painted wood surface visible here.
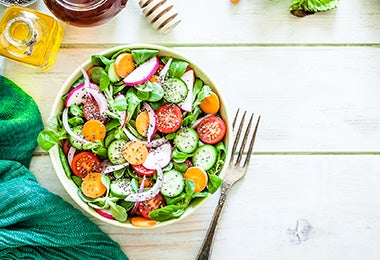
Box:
[1,0,380,259]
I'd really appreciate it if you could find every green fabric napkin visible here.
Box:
[0,76,128,260]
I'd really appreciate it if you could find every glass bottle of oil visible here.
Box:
[0,6,64,71]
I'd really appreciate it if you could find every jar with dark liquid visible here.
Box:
[43,0,128,27]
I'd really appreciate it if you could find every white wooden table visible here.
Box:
[1,0,380,259]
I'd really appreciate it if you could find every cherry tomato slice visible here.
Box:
[83,98,108,124]
[71,151,101,178]
[132,164,157,177]
[197,115,227,144]
[138,192,166,219]
[155,104,182,134]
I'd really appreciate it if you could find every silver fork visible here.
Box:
[196,109,261,260]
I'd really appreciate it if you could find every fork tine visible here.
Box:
[232,108,240,130]
[230,110,246,164]
[235,112,254,165]
[243,115,261,168]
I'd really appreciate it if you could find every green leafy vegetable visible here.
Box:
[289,0,339,17]
[131,49,159,65]
[169,59,189,78]
[148,205,185,222]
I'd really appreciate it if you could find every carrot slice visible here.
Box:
[114,53,136,78]
[81,172,107,198]
[149,75,159,83]
[184,166,208,193]
[131,216,157,227]
[135,110,149,137]
[82,119,106,142]
[199,92,220,114]
[122,141,148,165]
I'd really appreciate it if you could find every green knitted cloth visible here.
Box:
[0,76,128,260]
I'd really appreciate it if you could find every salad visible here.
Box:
[38,47,228,227]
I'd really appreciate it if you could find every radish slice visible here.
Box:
[158,58,172,84]
[123,57,159,86]
[142,102,156,142]
[143,143,172,170]
[94,208,114,219]
[179,70,195,112]
[62,108,91,145]
[64,82,99,107]
[124,167,163,202]
[67,146,76,166]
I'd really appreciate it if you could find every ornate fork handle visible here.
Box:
[196,182,231,260]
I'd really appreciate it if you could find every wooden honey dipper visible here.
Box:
[139,0,181,33]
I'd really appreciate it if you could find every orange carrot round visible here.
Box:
[114,53,135,78]
[82,119,106,142]
[81,172,107,198]
[135,110,150,137]
[184,166,208,193]
[199,92,220,114]
[122,141,148,165]
[131,216,157,227]
[149,75,159,83]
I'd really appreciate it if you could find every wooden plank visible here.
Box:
[0,0,375,44]
[4,46,380,152]
[30,154,380,260]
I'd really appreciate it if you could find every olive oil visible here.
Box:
[0,6,64,71]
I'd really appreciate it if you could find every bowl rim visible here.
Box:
[49,43,232,229]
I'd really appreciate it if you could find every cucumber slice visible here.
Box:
[108,62,121,83]
[108,139,127,165]
[162,77,188,104]
[110,178,132,199]
[160,170,185,197]
[192,145,218,171]
[174,127,199,153]
[68,125,86,150]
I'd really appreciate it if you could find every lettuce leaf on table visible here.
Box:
[289,0,339,17]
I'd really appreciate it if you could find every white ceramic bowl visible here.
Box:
[49,44,232,228]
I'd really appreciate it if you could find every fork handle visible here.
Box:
[196,183,231,260]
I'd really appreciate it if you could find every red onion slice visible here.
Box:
[124,167,163,202]
[62,108,90,145]
[142,102,156,142]
[67,146,76,166]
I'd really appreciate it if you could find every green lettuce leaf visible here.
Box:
[289,0,339,17]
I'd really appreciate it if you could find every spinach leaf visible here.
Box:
[207,174,222,194]
[91,54,112,67]
[290,0,339,17]
[131,49,159,65]
[169,59,189,78]
[125,88,142,123]
[37,129,66,151]
[110,203,128,222]
[148,205,185,221]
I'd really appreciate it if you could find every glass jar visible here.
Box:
[43,0,128,27]
[0,6,64,71]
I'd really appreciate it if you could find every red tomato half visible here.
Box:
[155,104,182,134]
[132,164,157,176]
[83,98,108,124]
[138,192,166,219]
[197,115,226,144]
[71,151,101,178]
